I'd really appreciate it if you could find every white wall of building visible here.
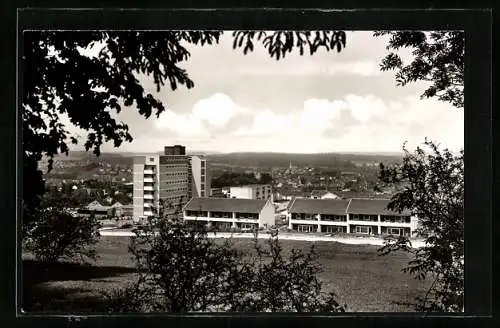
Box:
[190,156,209,198]
[190,156,203,198]
[133,155,159,221]
[229,186,253,199]
[259,199,276,228]
[229,185,272,200]
[132,162,145,221]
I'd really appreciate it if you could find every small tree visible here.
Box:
[378,139,464,312]
[236,231,345,312]
[23,208,102,263]
[107,213,346,313]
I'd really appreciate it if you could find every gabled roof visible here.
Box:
[289,199,350,215]
[184,197,268,213]
[346,198,410,216]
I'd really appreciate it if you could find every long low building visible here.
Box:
[183,197,275,231]
[287,198,418,237]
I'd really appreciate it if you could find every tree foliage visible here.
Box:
[23,207,102,263]
[378,139,464,312]
[211,171,273,188]
[22,31,222,212]
[374,31,464,108]
[105,215,345,313]
[232,31,346,59]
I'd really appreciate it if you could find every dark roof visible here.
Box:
[347,198,410,216]
[289,199,350,215]
[184,197,268,213]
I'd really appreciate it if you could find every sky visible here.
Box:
[65,31,464,154]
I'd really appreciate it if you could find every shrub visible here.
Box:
[107,217,346,313]
[23,208,101,263]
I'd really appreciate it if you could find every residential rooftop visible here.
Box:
[289,199,350,215]
[184,197,268,213]
[288,198,411,216]
[347,198,410,215]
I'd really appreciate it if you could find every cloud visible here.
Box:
[155,109,210,138]
[343,94,387,123]
[233,110,294,137]
[299,99,345,131]
[223,93,462,153]
[233,98,346,138]
[192,93,248,127]
[155,92,251,138]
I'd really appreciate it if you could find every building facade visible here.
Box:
[132,145,210,221]
[183,197,275,230]
[190,155,210,198]
[229,184,272,201]
[288,198,418,236]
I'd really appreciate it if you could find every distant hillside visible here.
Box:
[206,152,402,169]
[48,150,403,170]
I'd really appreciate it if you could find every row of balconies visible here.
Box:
[184,216,259,223]
[289,213,412,225]
[184,211,259,222]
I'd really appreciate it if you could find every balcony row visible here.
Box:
[290,213,411,224]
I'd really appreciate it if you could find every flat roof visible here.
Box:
[184,197,268,213]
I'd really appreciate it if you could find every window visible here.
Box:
[388,228,402,235]
[201,168,205,175]
[149,157,155,162]
[325,226,343,233]
[355,226,371,234]
[242,223,256,230]
[298,224,315,233]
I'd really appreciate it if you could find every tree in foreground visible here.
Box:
[105,213,345,313]
[374,31,464,108]
[23,207,101,263]
[378,139,464,312]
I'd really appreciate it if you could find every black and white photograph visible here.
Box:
[21,27,465,314]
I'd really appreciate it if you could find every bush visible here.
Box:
[106,217,346,313]
[23,208,101,263]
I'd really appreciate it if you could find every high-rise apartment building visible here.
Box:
[132,145,210,221]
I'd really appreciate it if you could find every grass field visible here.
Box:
[22,236,429,313]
